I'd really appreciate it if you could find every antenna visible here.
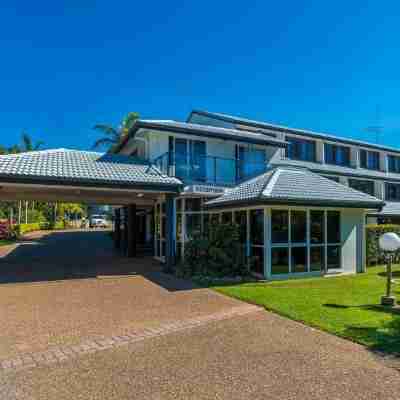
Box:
[364,105,384,144]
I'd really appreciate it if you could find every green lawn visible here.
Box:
[214,266,400,354]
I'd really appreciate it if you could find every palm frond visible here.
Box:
[92,124,119,139]
[21,132,33,152]
[91,137,116,149]
[34,141,45,151]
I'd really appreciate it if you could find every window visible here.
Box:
[327,211,340,243]
[348,179,375,196]
[388,155,400,173]
[221,212,232,224]
[185,198,202,212]
[250,209,264,275]
[324,143,350,166]
[271,210,289,243]
[250,209,264,246]
[271,248,289,275]
[310,247,324,271]
[291,210,307,243]
[310,210,324,244]
[360,149,379,170]
[291,247,307,273]
[235,211,247,244]
[186,214,201,239]
[237,146,266,180]
[385,183,400,201]
[286,137,316,162]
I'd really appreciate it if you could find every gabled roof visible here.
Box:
[205,167,384,209]
[114,119,288,153]
[0,149,182,192]
[189,110,400,154]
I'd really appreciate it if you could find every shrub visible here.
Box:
[0,221,18,240]
[366,224,400,266]
[176,221,249,279]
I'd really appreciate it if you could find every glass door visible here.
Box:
[190,140,206,181]
[175,138,188,180]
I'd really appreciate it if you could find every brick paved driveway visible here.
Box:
[0,230,245,359]
[1,230,399,399]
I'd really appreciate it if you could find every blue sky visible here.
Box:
[1,1,400,151]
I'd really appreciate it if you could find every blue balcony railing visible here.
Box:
[153,152,267,186]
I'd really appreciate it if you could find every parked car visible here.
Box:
[89,215,108,228]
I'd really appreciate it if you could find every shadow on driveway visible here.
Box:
[0,229,195,291]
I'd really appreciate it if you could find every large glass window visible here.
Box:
[327,246,341,270]
[271,248,289,275]
[235,211,247,244]
[291,247,307,273]
[250,209,264,275]
[385,183,400,201]
[271,210,289,244]
[291,211,307,243]
[324,143,350,166]
[388,155,400,173]
[360,149,379,170]
[310,247,323,271]
[348,179,375,196]
[250,209,264,246]
[327,211,340,243]
[237,147,266,180]
[221,212,232,224]
[186,214,201,239]
[310,210,324,244]
[286,137,316,162]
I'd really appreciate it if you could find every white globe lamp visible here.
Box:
[379,232,400,306]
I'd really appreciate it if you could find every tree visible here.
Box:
[92,112,139,150]
[20,132,44,152]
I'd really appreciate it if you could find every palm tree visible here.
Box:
[92,112,139,150]
[20,132,44,152]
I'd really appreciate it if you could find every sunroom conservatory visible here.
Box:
[157,167,384,279]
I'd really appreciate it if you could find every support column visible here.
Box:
[122,206,128,255]
[164,194,176,273]
[127,204,137,257]
[114,208,121,250]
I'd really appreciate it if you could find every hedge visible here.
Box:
[366,224,400,266]
[13,220,67,237]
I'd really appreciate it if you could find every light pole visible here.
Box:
[379,232,400,307]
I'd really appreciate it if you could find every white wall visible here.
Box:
[341,209,365,273]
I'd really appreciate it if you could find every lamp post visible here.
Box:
[379,232,400,307]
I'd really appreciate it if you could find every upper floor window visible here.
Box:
[385,183,400,201]
[286,137,316,162]
[348,179,375,196]
[360,149,379,170]
[324,143,350,167]
[388,155,400,173]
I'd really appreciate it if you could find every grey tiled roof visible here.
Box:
[190,110,400,154]
[370,201,400,216]
[115,119,288,152]
[271,158,400,183]
[0,149,182,191]
[206,167,384,209]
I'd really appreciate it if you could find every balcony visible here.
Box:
[153,152,267,186]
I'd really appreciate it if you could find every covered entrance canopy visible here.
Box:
[0,149,182,268]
